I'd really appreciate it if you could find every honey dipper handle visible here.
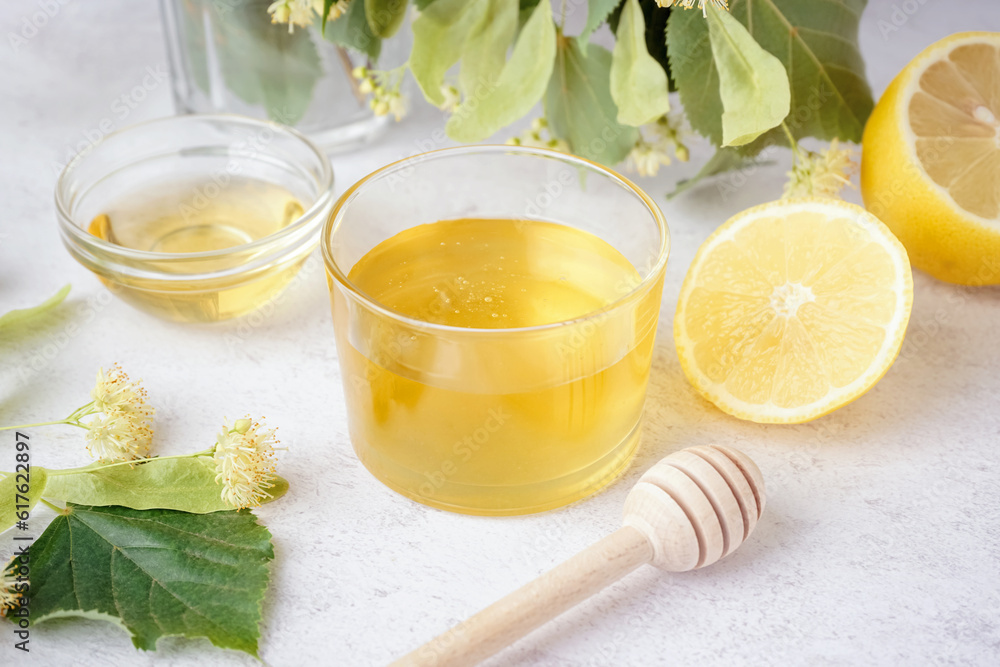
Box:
[392,526,654,667]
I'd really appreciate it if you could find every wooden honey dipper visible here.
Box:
[393,444,766,667]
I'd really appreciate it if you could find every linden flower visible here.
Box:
[83,364,154,461]
[267,0,323,32]
[267,0,291,24]
[505,118,571,153]
[325,0,351,22]
[656,0,729,12]
[214,417,278,510]
[783,139,858,199]
[627,140,673,178]
[372,90,407,122]
[353,66,409,122]
[0,565,20,616]
[625,114,690,177]
[91,364,153,418]
[439,84,461,113]
[85,411,152,462]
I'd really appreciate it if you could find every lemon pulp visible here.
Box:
[861,32,1000,285]
[675,199,913,423]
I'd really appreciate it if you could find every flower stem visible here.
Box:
[0,420,87,432]
[336,46,366,105]
[45,448,216,477]
[780,122,803,162]
[65,401,99,422]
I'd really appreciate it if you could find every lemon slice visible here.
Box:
[674,199,913,424]
[861,32,1000,285]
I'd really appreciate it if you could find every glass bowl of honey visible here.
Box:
[56,114,334,323]
[322,146,669,515]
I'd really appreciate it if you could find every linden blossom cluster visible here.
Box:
[0,567,21,619]
[0,366,280,511]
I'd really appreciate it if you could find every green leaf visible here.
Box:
[322,0,336,33]
[41,458,289,514]
[578,0,620,45]
[323,0,382,61]
[611,0,670,126]
[518,0,541,30]
[409,0,489,105]
[669,0,872,154]
[0,467,48,534]
[704,2,789,146]
[213,2,323,125]
[446,0,556,143]
[608,0,674,89]
[0,284,70,331]
[545,37,640,165]
[459,0,518,102]
[365,0,408,38]
[413,0,438,9]
[12,504,273,655]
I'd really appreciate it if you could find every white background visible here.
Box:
[1,1,999,665]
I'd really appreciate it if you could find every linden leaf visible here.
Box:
[578,0,620,45]
[518,0,541,29]
[40,459,289,514]
[365,0,408,38]
[669,0,872,152]
[13,504,274,656]
[409,0,489,105]
[213,7,323,126]
[459,0,518,103]
[324,0,382,61]
[0,467,48,534]
[611,0,671,126]
[322,0,336,32]
[545,37,640,165]
[607,0,674,89]
[446,0,556,143]
[0,284,70,330]
[705,2,789,146]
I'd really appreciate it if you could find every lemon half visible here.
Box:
[862,32,1000,285]
[675,199,913,424]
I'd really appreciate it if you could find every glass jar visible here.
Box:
[322,146,670,515]
[56,114,335,323]
[159,0,410,152]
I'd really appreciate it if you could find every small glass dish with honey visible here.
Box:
[56,114,334,323]
[322,146,670,516]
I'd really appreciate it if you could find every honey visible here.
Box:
[87,177,306,322]
[333,218,662,515]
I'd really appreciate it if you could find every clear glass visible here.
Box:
[56,114,334,323]
[322,146,670,515]
[159,0,411,152]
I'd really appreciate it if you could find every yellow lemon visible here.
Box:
[861,32,1000,285]
[675,199,913,424]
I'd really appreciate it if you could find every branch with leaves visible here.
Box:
[0,366,288,656]
[273,0,870,196]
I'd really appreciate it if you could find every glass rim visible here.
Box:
[54,113,335,268]
[321,144,670,335]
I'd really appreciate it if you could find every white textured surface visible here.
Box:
[2,1,999,665]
